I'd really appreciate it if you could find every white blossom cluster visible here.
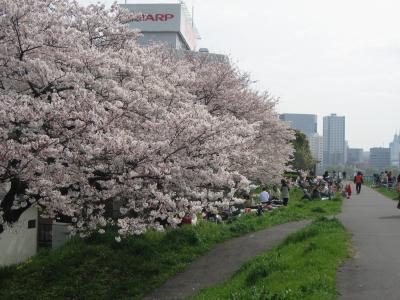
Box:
[0,0,294,236]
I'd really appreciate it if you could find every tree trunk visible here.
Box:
[0,178,29,233]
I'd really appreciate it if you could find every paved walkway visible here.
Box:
[337,185,400,300]
[142,220,311,300]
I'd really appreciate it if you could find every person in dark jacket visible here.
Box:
[354,171,364,194]
[281,179,290,206]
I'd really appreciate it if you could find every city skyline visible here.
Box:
[281,112,400,152]
[281,111,400,170]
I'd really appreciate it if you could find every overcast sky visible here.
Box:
[80,0,400,150]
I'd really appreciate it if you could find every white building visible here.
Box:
[0,182,70,267]
[309,133,324,175]
[323,114,346,167]
[370,147,391,171]
[121,3,200,51]
[0,206,38,267]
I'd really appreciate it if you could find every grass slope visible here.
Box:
[191,218,351,300]
[0,189,342,300]
[373,187,398,201]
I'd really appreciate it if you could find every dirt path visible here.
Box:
[142,220,311,300]
[337,185,400,300]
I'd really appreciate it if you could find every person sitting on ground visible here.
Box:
[329,180,336,193]
[311,185,321,200]
[301,188,312,201]
[320,184,331,200]
[298,177,309,189]
[259,187,270,205]
[345,183,352,199]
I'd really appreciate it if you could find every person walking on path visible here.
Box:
[354,171,364,194]
[281,179,290,206]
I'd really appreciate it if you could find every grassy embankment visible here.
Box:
[364,178,398,200]
[0,189,343,300]
[373,186,398,201]
[191,217,351,300]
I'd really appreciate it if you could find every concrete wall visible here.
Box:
[0,206,38,267]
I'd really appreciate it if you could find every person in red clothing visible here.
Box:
[345,183,352,199]
[354,171,364,194]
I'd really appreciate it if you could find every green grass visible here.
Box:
[365,181,399,201]
[191,217,351,300]
[0,189,342,300]
[373,186,398,201]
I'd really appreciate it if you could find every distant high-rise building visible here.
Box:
[279,114,317,136]
[347,148,363,165]
[344,141,349,166]
[323,114,346,166]
[120,3,228,64]
[389,133,400,167]
[121,3,200,51]
[370,147,391,171]
[309,133,324,175]
[362,151,370,166]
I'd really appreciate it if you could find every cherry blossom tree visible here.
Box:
[183,53,294,184]
[0,0,293,236]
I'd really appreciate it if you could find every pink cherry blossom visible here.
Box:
[0,0,294,236]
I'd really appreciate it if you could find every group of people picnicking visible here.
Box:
[372,171,400,190]
[372,171,400,207]
[297,172,337,201]
[257,170,348,212]
[198,169,400,225]
[260,170,365,208]
[184,169,355,225]
[258,179,290,211]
